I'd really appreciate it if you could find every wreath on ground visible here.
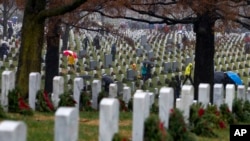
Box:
[189,103,223,138]
[58,91,77,107]
[36,90,54,112]
[8,88,33,116]
[79,91,94,111]
[232,98,250,122]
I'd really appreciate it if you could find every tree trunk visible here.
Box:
[16,0,46,97]
[2,6,8,39]
[16,0,88,97]
[61,24,70,52]
[193,13,215,102]
[44,18,61,93]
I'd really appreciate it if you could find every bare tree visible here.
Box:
[93,0,250,101]
[15,0,90,97]
[0,0,18,38]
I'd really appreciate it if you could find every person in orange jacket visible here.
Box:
[131,63,137,71]
[131,62,137,78]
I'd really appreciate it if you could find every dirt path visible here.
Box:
[34,113,132,126]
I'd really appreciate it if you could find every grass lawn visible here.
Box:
[0,111,231,141]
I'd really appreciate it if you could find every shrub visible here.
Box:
[233,99,250,122]
[79,91,94,111]
[144,115,173,141]
[168,108,197,141]
[58,92,76,107]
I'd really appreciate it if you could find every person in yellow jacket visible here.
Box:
[182,63,194,85]
[67,54,75,70]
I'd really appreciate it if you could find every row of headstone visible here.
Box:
[1,82,249,141]
[0,107,79,141]
[37,30,246,86]
[0,71,84,112]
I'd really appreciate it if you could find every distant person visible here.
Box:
[83,36,90,50]
[182,63,194,85]
[8,25,14,39]
[102,74,114,92]
[141,63,147,82]
[244,34,250,54]
[0,42,9,59]
[175,75,181,98]
[93,35,100,50]
[182,34,188,49]
[131,62,137,71]
[146,63,154,79]
[131,62,137,78]
[169,76,178,101]
[67,54,75,70]
[111,42,116,61]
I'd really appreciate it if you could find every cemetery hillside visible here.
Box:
[1,24,250,140]
[1,0,250,141]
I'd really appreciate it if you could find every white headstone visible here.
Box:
[131,82,135,92]
[225,84,235,112]
[132,91,150,141]
[154,88,158,95]
[0,120,27,141]
[198,83,210,108]
[55,107,79,141]
[92,80,102,109]
[148,92,155,107]
[120,74,124,82]
[237,85,245,100]
[101,69,105,75]
[52,76,64,108]
[1,71,15,111]
[159,87,174,129]
[247,87,250,102]
[123,86,131,105]
[73,78,84,110]
[99,98,119,141]
[109,83,117,98]
[180,85,194,123]
[29,72,41,110]
[213,84,224,107]
[176,98,182,109]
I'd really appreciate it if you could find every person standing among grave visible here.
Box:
[169,76,178,102]
[131,62,137,78]
[0,42,9,60]
[83,36,90,50]
[146,63,154,79]
[102,74,114,93]
[141,63,147,82]
[175,75,181,98]
[67,54,75,70]
[7,24,14,39]
[93,35,100,50]
[131,62,137,71]
[111,42,116,61]
[182,34,188,50]
[244,34,250,54]
[182,63,194,85]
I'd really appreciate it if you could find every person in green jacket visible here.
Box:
[141,63,147,82]
[182,63,194,85]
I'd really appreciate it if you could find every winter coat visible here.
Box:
[67,55,75,65]
[184,63,193,76]
[141,65,147,75]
